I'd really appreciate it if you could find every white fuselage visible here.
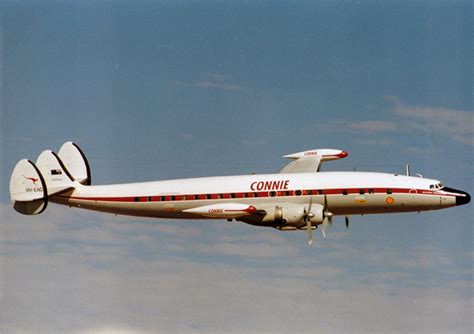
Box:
[51,171,460,223]
[11,142,469,239]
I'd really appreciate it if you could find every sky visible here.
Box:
[0,1,473,333]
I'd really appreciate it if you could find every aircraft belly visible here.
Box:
[50,196,205,219]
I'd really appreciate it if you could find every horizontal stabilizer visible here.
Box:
[10,159,48,215]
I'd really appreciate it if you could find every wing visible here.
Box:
[280,148,348,173]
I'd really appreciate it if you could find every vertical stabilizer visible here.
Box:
[58,142,91,185]
[35,150,76,196]
[10,159,48,215]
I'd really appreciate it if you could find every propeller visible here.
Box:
[321,194,333,238]
[345,216,349,229]
[304,196,314,245]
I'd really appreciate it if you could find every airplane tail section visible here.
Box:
[9,141,90,215]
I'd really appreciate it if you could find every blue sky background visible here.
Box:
[0,1,472,333]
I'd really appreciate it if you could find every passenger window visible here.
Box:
[206,194,211,200]
[307,190,313,195]
[342,190,348,195]
[368,189,374,194]
[318,190,324,195]
[386,189,393,194]
[134,197,140,202]
[147,196,152,202]
[160,196,165,201]
[171,196,176,201]
[359,189,365,195]
[294,190,302,196]
[231,193,236,198]
[269,191,277,197]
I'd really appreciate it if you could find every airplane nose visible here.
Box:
[456,190,471,206]
[442,187,471,206]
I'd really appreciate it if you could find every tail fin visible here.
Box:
[35,150,76,196]
[58,142,91,185]
[10,159,48,215]
[10,141,88,215]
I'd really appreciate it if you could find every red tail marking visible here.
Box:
[24,175,39,186]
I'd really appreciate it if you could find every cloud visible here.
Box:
[386,96,474,146]
[194,240,299,258]
[353,138,396,146]
[80,327,152,334]
[312,119,397,138]
[309,97,473,151]
[1,202,472,334]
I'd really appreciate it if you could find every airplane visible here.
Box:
[9,141,471,245]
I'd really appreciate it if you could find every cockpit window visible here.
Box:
[431,183,444,189]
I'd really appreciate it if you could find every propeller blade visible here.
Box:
[321,217,329,238]
[345,216,349,229]
[322,193,333,235]
[306,219,313,245]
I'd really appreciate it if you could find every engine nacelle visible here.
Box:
[262,203,325,228]
[307,203,325,225]
[273,205,305,226]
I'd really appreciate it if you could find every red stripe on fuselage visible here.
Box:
[53,187,457,203]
